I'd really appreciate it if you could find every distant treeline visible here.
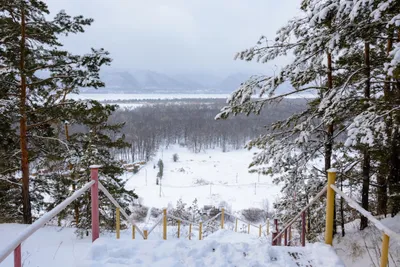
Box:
[108,99,308,162]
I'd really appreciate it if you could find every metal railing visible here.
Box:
[0,179,95,267]
[271,169,398,267]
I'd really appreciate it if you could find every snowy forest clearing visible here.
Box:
[123,146,281,211]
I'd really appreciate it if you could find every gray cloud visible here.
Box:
[46,0,299,75]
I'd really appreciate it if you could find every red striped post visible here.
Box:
[301,211,306,247]
[14,244,21,267]
[91,166,100,242]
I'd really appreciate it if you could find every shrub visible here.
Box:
[241,208,265,223]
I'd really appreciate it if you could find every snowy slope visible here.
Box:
[80,230,344,267]
[123,146,281,211]
[0,224,92,267]
[334,215,400,267]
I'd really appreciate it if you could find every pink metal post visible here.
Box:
[14,244,21,267]
[284,228,288,246]
[272,231,278,246]
[91,166,100,242]
[301,211,306,247]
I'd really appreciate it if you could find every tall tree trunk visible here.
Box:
[325,51,336,236]
[19,6,32,224]
[377,32,394,216]
[360,41,371,230]
[62,92,79,225]
[388,29,400,216]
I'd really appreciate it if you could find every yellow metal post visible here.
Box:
[221,208,225,229]
[132,225,135,239]
[325,169,336,245]
[199,222,203,240]
[163,208,167,240]
[144,229,148,240]
[235,218,238,232]
[259,225,262,237]
[189,224,192,240]
[248,224,250,234]
[177,220,181,238]
[116,207,120,239]
[380,234,390,267]
[267,220,270,235]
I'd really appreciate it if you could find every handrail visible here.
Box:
[331,184,400,243]
[167,214,200,226]
[0,180,95,264]
[203,212,222,225]
[148,216,163,235]
[224,212,259,228]
[98,181,144,238]
[272,185,327,243]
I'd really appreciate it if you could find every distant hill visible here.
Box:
[81,70,254,94]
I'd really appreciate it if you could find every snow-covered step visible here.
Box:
[79,230,344,267]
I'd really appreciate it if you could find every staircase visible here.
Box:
[0,167,398,267]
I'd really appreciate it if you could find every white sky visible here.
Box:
[46,0,300,76]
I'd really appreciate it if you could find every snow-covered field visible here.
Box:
[123,146,280,211]
[69,93,229,101]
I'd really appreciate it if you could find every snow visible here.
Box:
[334,215,400,267]
[123,146,281,211]
[0,224,92,267]
[0,224,344,267]
[80,230,344,267]
[68,94,230,101]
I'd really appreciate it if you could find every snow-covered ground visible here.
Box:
[334,215,400,267]
[0,224,344,267]
[123,146,280,211]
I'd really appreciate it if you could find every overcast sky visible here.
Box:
[46,0,300,76]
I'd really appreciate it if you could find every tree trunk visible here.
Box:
[325,51,336,236]
[19,6,32,224]
[360,41,371,230]
[62,92,79,225]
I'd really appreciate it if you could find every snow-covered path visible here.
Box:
[80,230,344,267]
[0,224,344,267]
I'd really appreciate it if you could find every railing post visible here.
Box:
[235,218,238,232]
[177,220,181,238]
[288,226,292,246]
[259,224,262,237]
[189,224,192,240]
[221,207,225,229]
[143,227,148,240]
[163,208,167,240]
[199,221,203,240]
[248,223,250,234]
[132,225,135,240]
[272,231,277,246]
[325,169,336,245]
[301,211,306,247]
[116,207,120,239]
[267,219,270,235]
[90,166,100,242]
[14,244,21,267]
[380,234,390,267]
[284,228,288,246]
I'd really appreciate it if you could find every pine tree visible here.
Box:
[0,0,111,223]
